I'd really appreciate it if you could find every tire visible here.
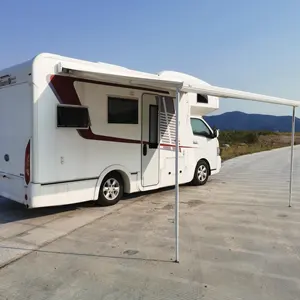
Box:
[191,160,210,186]
[97,172,124,206]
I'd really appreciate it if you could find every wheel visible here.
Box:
[97,172,124,206]
[191,160,210,186]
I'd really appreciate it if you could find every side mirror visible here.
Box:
[213,129,219,138]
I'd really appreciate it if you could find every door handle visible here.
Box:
[193,140,199,145]
[143,144,148,156]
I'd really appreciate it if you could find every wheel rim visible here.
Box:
[197,164,208,182]
[103,178,120,201]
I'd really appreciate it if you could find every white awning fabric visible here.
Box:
[181,85,299,107]
[56,61,183,91]
[57,61,299,107]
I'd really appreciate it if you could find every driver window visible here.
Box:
[190,118,212,137]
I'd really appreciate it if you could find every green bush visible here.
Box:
[219,131,259,144]
[244,132,259,143]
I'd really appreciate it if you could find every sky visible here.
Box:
[1,0,300,116]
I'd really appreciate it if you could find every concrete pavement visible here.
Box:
[0,146,300,299]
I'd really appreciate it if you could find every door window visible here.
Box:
[190,118,212,138]
[149,105,159,148]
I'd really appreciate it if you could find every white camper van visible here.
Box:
[0,53,221,208]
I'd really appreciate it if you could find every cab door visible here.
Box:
[190,117,218,171]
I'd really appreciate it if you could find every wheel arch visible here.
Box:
[93,165,132,200]
[198,158,211,175]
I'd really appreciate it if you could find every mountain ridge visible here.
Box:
[204,111,300,132]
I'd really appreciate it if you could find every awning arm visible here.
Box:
[182,85,300,107]
[56,62,183,91]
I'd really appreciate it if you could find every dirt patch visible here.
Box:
[277,214,288,218]
[238,209,258,216]
[182,200,205,207]
[205,226,219,231]
[15,231,29,238]
[240,219,252,225]
[162,204,173,210]
[123,250,139,256]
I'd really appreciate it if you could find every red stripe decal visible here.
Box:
[49,75,141,144]
[49,75,194,148]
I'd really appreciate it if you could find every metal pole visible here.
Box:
[175,89,180,263]
[289,106,296,207]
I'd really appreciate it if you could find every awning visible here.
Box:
[57,61,300,107]
[57,59,299,264]
[56,61,183,91]
[182,84,299,107]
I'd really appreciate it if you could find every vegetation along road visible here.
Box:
[219,130,299,160]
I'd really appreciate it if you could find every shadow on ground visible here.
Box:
[0,186,176,225]
[0,245,173,265]
[0,197,82,225]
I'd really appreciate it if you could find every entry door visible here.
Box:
[141,94,160,187]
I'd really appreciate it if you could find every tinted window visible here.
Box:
[197,94,208,104]
[57,105,91,128]
[190,118,212,137]
[149,105,159,148]
[108,97,138,124]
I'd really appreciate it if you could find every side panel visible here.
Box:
[32,56,148,195]
[0,83,32,204]
[158,95,194,187]
[35,81,142,184]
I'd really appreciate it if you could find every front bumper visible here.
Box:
[211,156,222,175]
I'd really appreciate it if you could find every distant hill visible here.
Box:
[204,111,300,132]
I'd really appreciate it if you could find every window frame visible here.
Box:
[190,117,213,138]
[107,96,139,124]
[56,104,91,129]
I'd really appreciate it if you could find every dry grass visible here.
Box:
[220,131,298,161]
[221,144,284,161]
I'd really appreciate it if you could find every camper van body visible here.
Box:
[0,53,221,208]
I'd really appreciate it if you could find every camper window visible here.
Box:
[57,105,91,128]
[108,97,138,124]
[197,94,208,104]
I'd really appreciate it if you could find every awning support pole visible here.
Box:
[175,88,180,263]
[289,106,296,207]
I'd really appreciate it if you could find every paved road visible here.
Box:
[0,146,300,300]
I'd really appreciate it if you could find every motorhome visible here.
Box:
[0,53,221,208]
